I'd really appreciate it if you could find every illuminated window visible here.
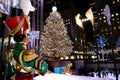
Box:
[118,26,120,29]
[111,14,114,17]
[117,21,120,24]
[104,20,106,23]
[103,16,106,19]
[100,9,103,11]
[105,32,108,35]
[117,0,119,2]
[99,17,102,20]
[101,29,103,32]
[98,13,101,15]
[113,1,115,4]
[105,28,107,31]
[114,26,116,30]
[117,18,119,20]
[116,13,119,16]
[112,18,115,21]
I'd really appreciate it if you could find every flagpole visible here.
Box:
[0,14,6,79]
[38,0,44,57]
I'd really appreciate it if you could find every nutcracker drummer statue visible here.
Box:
[3,16,48,80]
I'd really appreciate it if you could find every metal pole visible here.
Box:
[0,14,6,78]
[38,0,44,56]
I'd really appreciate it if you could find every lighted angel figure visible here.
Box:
[75,7,94,30]
[75,13,83,29]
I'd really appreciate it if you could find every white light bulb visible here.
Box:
[52,6,57,12]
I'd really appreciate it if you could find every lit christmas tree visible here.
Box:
[40,6,73,58]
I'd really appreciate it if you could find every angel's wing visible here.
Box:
[75,13,83,29]
[85,7,94,27]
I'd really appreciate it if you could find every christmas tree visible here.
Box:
[40,6,73,58]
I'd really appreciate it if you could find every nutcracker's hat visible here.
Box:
[3,16,30,35]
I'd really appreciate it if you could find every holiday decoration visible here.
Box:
[40,6,73,58]
[85,7,94,27]
[64,62,73,75]
[3,15,48,80]
[96,36,108,50]
[75,7,94,29]
[75,13,83,29]
[96,36,108,60]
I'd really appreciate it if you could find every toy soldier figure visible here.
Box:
[4,16,48,80]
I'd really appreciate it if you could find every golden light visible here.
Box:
[75,13,83,29]
[85,7,94,27]
[75,7,94,30]
[70,55,74,59]
[65,56,69,60]
[60,57,64,60]
[77,55,80,59]
[91,55,97,59]
[80,55,83,59]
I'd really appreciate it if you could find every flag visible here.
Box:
[0,0,12,15]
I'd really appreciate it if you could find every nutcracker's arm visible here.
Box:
[15,49,48,74]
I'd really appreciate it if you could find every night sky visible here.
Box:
[72,0,94,14]
[44,0,94,20]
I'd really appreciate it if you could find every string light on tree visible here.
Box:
[40,6,73,58]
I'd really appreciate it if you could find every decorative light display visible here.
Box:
[96,36,108,50]
[40,7,73,58]
[96,36,108,60]
[75,7,94,29]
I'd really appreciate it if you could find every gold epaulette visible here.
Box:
[24,49,38,62]
[19,50,33,72]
